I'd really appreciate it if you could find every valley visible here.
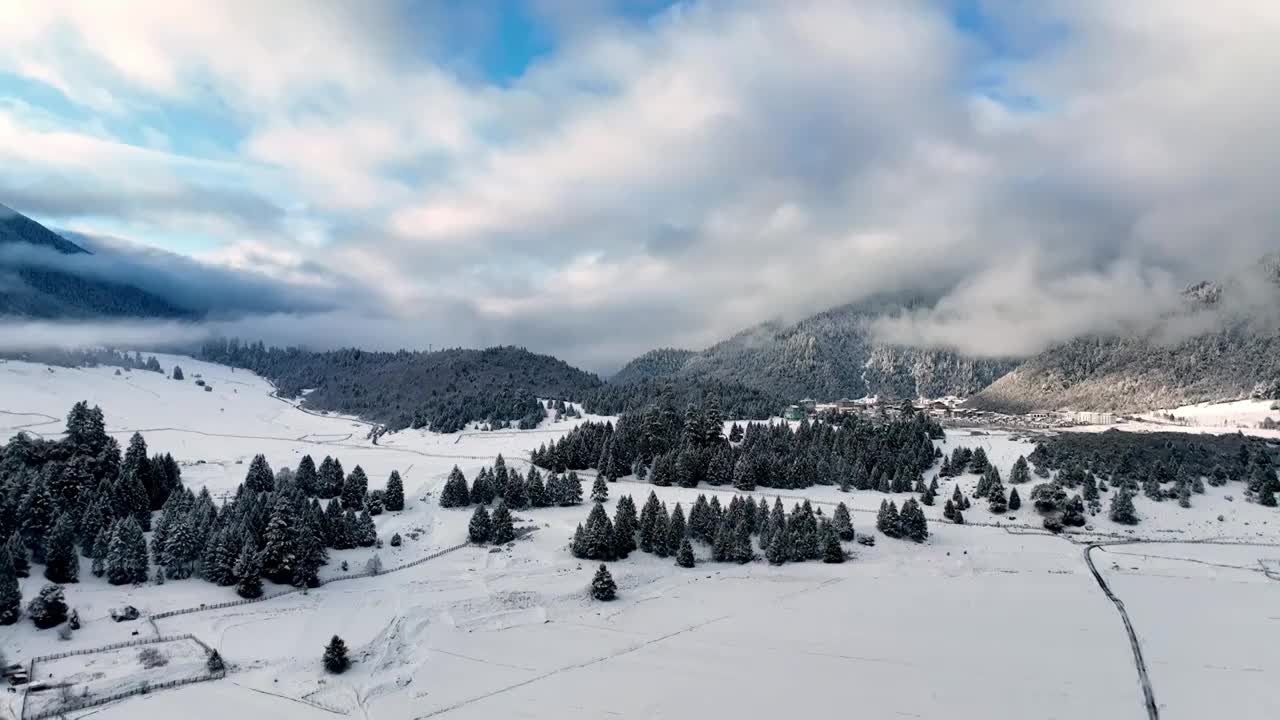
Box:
[2,356,1277,720]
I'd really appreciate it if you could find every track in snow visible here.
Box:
[1084,544,1160,720]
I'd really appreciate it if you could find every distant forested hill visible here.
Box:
[0,204,192,319]
[200,340,604,432]
[609,296,1016,402]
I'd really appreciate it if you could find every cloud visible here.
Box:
[2,1,1280,371]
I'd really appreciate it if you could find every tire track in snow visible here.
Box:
[413,614,731,719]
[1084,543,1160,720]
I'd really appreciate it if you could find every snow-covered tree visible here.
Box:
[491,501,515,544]
[323,635,350,673]
[0,548,20,625]
[341,465,369,510]
[234,543,263,599]
[832,502,855,542]
[590,475,609,503]
[106,518,148,585]
[244,454,275,493]
[468,505,492,543]
[43,513,79,584]
[675,537,695,568]
[590,564,617,601]
[27,583,67,629]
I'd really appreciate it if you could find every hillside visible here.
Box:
[969,261,1280,413]
[0,204,192,319]
[612,297,1016,401]
[199,340,604,432]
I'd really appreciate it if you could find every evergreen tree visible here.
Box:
[317,456,344,498]
[590,564,617,601]
[582,503,616,560]
[491,501,515,544]
[953,508,966,525]
[27,583,67,629]
[943,498,956,520]
[638,492,661,553]
[367,492,384,516]
[652,504,671,558]
[612,495,638,557]
[323,635,351,673]
[711,518,733,562]
[1008,487,1022,511]
[295,455,318,496]
[591,475,609,503]
[90,527,109,577]
[988,486,1008,514]
[235,544,263,599]
[732,518,754,564]
[676,537,696,568]
[468,505,493,543]
[244,454,275,493]
[970,447,990,474]
[106,518,148,585]
[384,470,405,511]
[920,485,935,506]
[355,510,377,547]
[342,465,369,510]
[526,469,547,508]
[440,466,471,508]
[504,471,529,509]
[43,513,79,584]
[1109,488,1139,525]
[259,496,299,583]
[207,650,225,673]
[832,502,855,541]
[561,472,584,506]
[18,479,56,562]
[900,499,929,542]
[0,548,20,625]
[765,524,790,564]
[667,503,687,554]
[876,500,901,538]
[1063,495,1087,526]
[1010,456,1031,484]
[732,456,756,491]
[493,454,509,496]
[820,521,845,563]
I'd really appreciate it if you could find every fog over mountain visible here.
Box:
[1,2,1279,382]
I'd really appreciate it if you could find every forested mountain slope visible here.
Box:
[199,340,604,432]
[611,297,1017,402]
[969,259,1280,413]
[0,204,192,319]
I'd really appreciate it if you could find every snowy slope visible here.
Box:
[1,356,1278,720]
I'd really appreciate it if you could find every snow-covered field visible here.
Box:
[2,355,1278,719]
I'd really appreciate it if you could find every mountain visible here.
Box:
[200,339,605,432]
[968,260,1280,413]
[611,296,1018,401]
[0,204,192,319]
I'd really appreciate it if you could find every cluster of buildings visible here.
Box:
[781,396,1117,428]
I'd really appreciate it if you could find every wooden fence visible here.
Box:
[24,670,226,720]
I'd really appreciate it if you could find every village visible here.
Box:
[782,396,1117,430]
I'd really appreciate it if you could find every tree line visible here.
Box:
[1,402,407,628]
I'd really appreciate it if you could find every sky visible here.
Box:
[1,0,1279,372]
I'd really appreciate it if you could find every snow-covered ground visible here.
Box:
[1,355,1278,719]
[1062,398,1280,440]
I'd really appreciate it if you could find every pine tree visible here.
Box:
[383,470,405,511]
[296,455,318,495]
[367,492,384,516]
[504,472,529,509]
[591,476,609,503]
[667,503,687,554]
[27,583,67,629]
[988,486,1008,514]
[1010,456,1031,484]
[564,471,583,506]
[440,466,470,508]
[876,500,901,538]
[943,498,956,520]
[323,635,351,673]
[259,497,299,583]
[317,456,343,498]
[207,650,225,673]
[18,479,56,563]
[342,465,369,510]
[106,518,148,585]
[638,492,661,553]
[832,502,855,541]
[1109,488,1139,525]
[820,521,845,563]
[953,508,966,525]
[235,544,263,599]
[491,502,515,544]
[90,527,109,577]
[355,510,377,547]
[41,512,78,584]
[652,504,671,558]
[732,456,756,491]
[970,447,990,474]
[526,469,547,508]
[582,503,616,560]
[765,524,790,564]
[469,505,493,543]
[1008,487,1022,511]
[612,495,638,558]
[900,499,929,542]
[0,548,20,625]
[732,518,754,564]
[590,564,617,601]
[676,537,695,568]
[243,454,274,493]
